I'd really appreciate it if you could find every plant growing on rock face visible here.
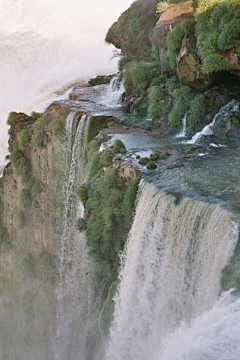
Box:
[146,161,157,169]
[169,86,194,127]
[39,251,53,269]
[76,184,89,204]
[10,150,31,180]
[75,218,87,232]
[159,150,170,159]
[7,112,27,126]
[30,117,46,146]
[15,253,34,280]
[188,94,206,131]
[166,18,196,69]
[19,129,32,150]
[147,85,171,119]
[19,189,31,208]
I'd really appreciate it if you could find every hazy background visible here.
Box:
[0,0,133,165]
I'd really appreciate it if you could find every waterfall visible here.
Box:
[106,182,238,360]
[186,100,239,144]
[54,112,94,360]
[175,113,187,138]
[100,76,124,108]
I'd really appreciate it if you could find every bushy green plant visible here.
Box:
[38,215,44,223]
[105,0,157,64]
[150,151,161,161]
[188,94,206,131]
[75,218,87,232]
[49,119,62,132]
[10,150,31,179]
[169,86,193,127]
[19,129,31,150]
[138,157,150,165]
[146,161,157,169]
[156,1,170,14]
[7,112,27,126]
[30,117,46,146]
[195,0,240,74]
[76,184,89,204]
[31,111,42,119]
[101,149,115,166]
[113,140,126,153]
[122,175,141,224]
[159,150,170,159]
[147,85,170,118]
[166,18,196,69]
[123,61,162,95]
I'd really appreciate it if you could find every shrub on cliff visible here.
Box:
[169,86,193,127]
[194,0,240,74]
[123,61,162,96]
[166,18,196,69]
[19,129,31,150]
[19,189,31,208]
[10,150,31,179]
[7,112,27,126]
[105,0,158,67]
[188,94,206,132]
[113,139,126,153]
[122,175,142,224]
[147,85,171,118]
[30,117,46,146]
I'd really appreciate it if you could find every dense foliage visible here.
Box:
[105,0,158,68]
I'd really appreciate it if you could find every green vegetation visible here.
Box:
[139,157,150,165]
[169,86,194,127]
[146,161,157,169]
[19,129,31,150]
[7,112,27,126]
[49,119,62,132]
[185,146,195,154]
[159,150,170,159]
[86,116,118,147]
[30,117,46,146]
[76,184,89,204]
[105,0,157,67]
[194,0,240,74]
[188,94,206,131]
[166,18,196,69]
[221,253,240,290]
[113,140,126,153]
[122,175,142,224]
[16,209,25,228]
[10,150,31,180]
[75,218,87,232]
[147,85,171,118]
[123,61,162,96]
[31,111,43,119]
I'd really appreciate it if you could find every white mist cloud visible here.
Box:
[0,0,134,164]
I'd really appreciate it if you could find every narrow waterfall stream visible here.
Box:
[55,113,94,360]
[106,182,239,360]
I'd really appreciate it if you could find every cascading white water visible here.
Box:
[175,113,188,138]
[55,112,94,360]
[186,100,239,144]
[159,289,240,360]
[106,181,238,360]
[100,76,124,108]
